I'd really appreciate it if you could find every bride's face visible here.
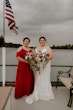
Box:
[39,38,46,46]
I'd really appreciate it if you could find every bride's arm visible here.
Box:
[47,47,53,60]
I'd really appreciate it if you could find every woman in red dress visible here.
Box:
[15,37,34,99]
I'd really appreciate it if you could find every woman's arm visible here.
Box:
[16,56,29,63]
[47,47,53,60]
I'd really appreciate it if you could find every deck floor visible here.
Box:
[10,87,73,110]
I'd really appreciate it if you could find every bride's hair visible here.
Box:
[39,36,46,42]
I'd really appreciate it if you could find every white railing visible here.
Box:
[0,48,73,85]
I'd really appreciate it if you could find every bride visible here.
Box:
[25,36,55,104]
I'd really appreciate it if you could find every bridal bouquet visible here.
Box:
[25,51,40,71]
[25,51,49,73]
[35,51,49,72]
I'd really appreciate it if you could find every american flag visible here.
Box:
[5,0,18,34]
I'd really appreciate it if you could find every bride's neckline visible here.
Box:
[38,45,47,49]
[36,46,47,51]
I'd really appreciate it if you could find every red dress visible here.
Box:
[15,48,34,99]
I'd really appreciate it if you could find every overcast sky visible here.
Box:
[0,0,73,46]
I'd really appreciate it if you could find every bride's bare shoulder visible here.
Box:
[46,46,51,49]
[35,46,39,50]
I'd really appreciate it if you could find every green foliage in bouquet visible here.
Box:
[25,51,49,73]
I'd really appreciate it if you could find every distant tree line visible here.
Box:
[0,35,73,49]
[51,44,73,49]
[0,35,5,47]
[0,35,21,47]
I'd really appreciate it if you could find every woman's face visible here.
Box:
[39,38,46,46]
[23,39,30,47]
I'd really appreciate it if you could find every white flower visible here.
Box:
[25,50,49,74]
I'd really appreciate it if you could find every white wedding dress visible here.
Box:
[25,48,55,104]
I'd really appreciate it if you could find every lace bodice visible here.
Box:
[35,48,48,55]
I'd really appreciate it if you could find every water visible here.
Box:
[0,48,73,82]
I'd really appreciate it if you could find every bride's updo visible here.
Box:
[39,36,46,42]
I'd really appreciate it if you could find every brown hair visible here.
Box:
[39,36,46,42]
[23,37,30,42]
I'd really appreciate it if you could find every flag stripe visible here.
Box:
[5,17,15,23]
[5,13,14,19]
[5,0,18,34]
[5,8,13,14]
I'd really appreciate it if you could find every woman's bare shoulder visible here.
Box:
[46,46,53,52]
[46,46,51,49]
[17,46,23,52]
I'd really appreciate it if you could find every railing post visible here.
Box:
[2,47,6,86]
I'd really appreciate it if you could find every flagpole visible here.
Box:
[3,0,5,37]
[2,0,18,86]
[2,0,6,86]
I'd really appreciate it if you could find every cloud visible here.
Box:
[15,0,73,25]
[9,0,73,26]
[0,0,73,46]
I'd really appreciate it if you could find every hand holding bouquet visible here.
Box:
[25,52,34,60]
[25,51,40,71]
[25,50,49,73]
